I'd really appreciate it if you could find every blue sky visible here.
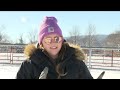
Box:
[0,11,120,43]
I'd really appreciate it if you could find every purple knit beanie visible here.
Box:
[38,16,63,44]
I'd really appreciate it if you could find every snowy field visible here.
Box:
[0,64,120,79]
[0,64,20,79]
[90,69,120,79]
[0,53,120,79]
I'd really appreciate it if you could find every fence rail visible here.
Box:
[82,47,120,70]
[0,44,26,64]
[0,44,120,70]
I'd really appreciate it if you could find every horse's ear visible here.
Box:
[35,42,39,48]
[39,67,49,79]
[97,71,105,79]
[64,39,66,42]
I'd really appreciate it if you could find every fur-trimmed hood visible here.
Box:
[24,42,86,61]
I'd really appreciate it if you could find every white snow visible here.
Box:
[0,64,120,79]
[0,64,20,79]
[0,53,120,79]
[90,69,120,79]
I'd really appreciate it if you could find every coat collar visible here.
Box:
[24,42,86,62]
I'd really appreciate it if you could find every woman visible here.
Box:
[16,16,93,79]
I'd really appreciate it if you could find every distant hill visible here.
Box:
[65,34,108,41]
[64,34,108,47]
[94,34,108,41]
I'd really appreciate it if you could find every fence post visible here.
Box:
[111,50,113,66]
[103,50,105,63]
[89,48,92,69]
[10,46,12,63]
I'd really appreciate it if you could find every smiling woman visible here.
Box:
[16,16,93,79]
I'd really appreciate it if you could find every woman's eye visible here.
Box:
[54,37,59,42]
[45,38,52,43]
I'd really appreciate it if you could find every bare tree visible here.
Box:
[27,29,38,44]
[82,24,99,47]
[0,25,11,43]
[67,26,81,45]
[81,36,89,47]
[18,33,24,44]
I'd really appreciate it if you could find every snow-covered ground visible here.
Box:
[0,53,120,79]
[0,64,120,79]
[0,64,20,79]
[90,69,120,79]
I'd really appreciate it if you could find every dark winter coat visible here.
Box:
[16,42,93,79]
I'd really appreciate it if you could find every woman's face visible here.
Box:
[42,33,63,59]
